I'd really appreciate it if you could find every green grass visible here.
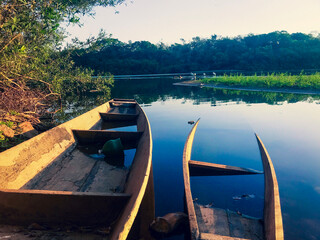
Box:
[9,110,19,116]
[201,72,320,90]
[0,121,14,128]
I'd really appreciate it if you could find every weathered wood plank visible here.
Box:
[23,149,97,191]
[183,119,201,240]
[128,164,155,240]
[238,213,264,240]
[101,119,137,130]
[72,130,142,148]
[24,149,128,194]
[227,210,263,240]
[211,208,230,236]
[227,210,246,238]
[110,100,153,240]
[0,189,131,226]
[195,204,230,236]
[200,232,250,240]
[255,134,284,240]
[0,224,111,239]
[80,160,128,193]
[100,112,138,121]
[113,98,136,102]
[189,160,262,176]
[100,109,138,121]
[110,101,137,108]
[196,205,263,240]
[108,106,137,115]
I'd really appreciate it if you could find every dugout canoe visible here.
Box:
[183,119,284,240]
[0,99,153,239]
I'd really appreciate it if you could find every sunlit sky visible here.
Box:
[65,0,320,44]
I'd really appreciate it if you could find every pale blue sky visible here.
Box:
[66,0,320,44]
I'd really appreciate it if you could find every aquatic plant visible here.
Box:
[201,72,320,90]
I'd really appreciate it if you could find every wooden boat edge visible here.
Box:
[183,119,201,240]
[255,134,284,240]
[111,102,153,240]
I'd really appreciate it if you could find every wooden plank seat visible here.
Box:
[0,189,131,226]
[101,119,137,130]
[109,100,137,108]
[112,98,136,102]
[106,107,138,115]
[72,129,142,148]
[100,111,139,121]
[189,160,263,177]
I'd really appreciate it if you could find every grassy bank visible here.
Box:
[201,72,320,90]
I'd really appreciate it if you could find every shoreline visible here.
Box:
[173,80,320,95]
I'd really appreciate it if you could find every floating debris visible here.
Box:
[243,194,255,199]
[193,198,198,202]
[237,211,242,216]
[204,202,213,208]
[232,194,255,200]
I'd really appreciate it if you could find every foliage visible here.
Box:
[0,0,123,150]
[0,121,14,128]
[201,72,320,90]
[72,31,320,75]
[0,0,122,94]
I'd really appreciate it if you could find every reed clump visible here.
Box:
[202,72,320,90]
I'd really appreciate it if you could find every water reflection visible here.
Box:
[111,78,320,105]
[56,78,320,240]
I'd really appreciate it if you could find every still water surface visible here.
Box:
[62,78,320,240]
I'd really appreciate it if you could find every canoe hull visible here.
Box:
[0,99,154,240]
[182,120,283,240]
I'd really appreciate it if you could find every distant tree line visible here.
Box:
[71,31,320,75]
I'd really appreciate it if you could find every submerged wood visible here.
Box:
[195,204,263,240]
[0,99,154,240]
[189,160,262,176]
[149,212,188,235]
[182,119,284,240]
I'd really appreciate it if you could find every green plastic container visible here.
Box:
[102,138,124,156]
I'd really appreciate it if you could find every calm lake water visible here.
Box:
[61,78,320,240]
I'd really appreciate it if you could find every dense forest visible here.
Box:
[71,31,320,75]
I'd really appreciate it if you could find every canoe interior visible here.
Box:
[183,119,283,240]
[0,99,153,239]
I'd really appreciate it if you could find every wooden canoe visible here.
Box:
[183,119,284,240]
[0,99,154,239]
